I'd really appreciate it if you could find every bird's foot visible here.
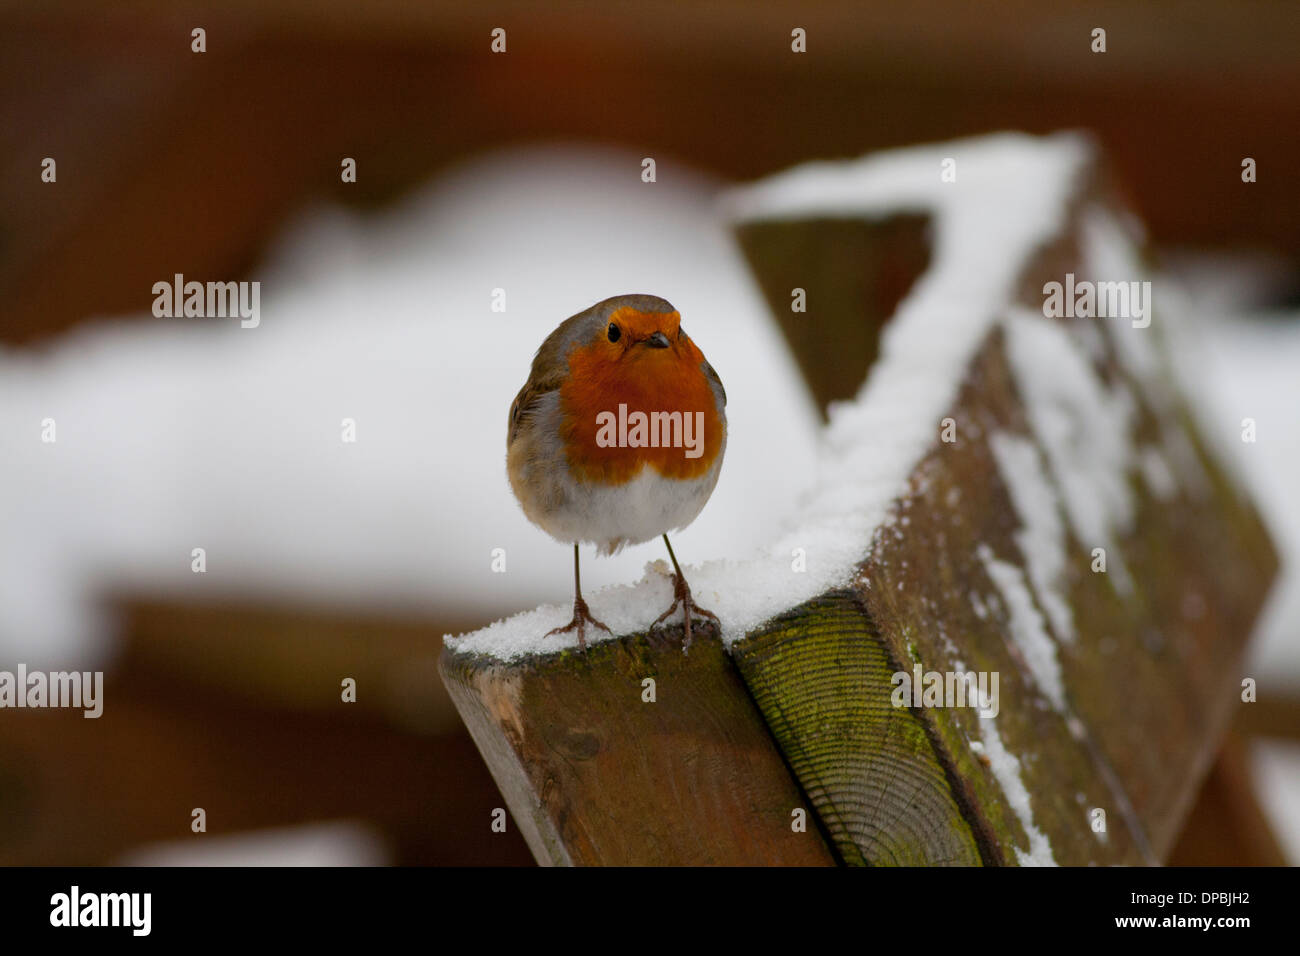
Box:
[545,596,612,652]
[651,573,720,650]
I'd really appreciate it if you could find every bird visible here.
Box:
[507,294,727,651]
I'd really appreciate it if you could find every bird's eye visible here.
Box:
[607,323,621,342]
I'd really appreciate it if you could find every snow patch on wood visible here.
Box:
[1002,309,1137,594]
[975,719,1058,866]
[989,431,1075,644]
[978,544,1067,712]
[1138,446,1178,500]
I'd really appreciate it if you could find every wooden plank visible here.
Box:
[848,329,1154,864]
[732,592,984,865]
[442,137,1279,867]
[439,631,837,866]
[726,159,1278,864]
[735,215,932,417]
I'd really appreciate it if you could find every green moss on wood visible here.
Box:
[732,591,982,866]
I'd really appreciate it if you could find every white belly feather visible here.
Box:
[508,388,726,554]
[542,463,722,554]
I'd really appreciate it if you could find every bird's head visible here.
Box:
[588,295,684,363]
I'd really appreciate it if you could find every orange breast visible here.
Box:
[559,339,723,485]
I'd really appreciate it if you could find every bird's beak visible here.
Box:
[644,331,671,349]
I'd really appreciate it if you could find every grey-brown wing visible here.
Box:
[702,359,727,408]
[508,373,563,448]
[508,312,596,447]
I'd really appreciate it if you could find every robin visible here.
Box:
[507,294,727,651]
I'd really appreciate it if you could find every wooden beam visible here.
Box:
[441,137,1280,866]
[732,592,984,865]
[736,215,932,418]
[440,631,837,865]
[727,156,1279,863]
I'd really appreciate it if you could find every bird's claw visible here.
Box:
[545,596,611,652]
[650,574,719,650]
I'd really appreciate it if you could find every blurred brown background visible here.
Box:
[1,1,1296,865]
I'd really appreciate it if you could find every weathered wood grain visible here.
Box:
[443,144,1279,867]
[726,161,1278,865]
[732,592,984,865]
[851,328,1155,865]
[439,631,837,865]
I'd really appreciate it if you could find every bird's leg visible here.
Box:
[651,534,720,649]
[545,543,611,652]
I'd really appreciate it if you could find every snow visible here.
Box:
[989,430,1075,644]
[453,132,1091,657]
[118,820,387,866]
[1079,208,1164,407]
[975,719,1058,866]
[1250,739,1300,865]
[1080,207,1215,506]
[1137,445,1178,500]
[1002,308,1136,594]
[1164,285,1300,868]
[8,130,1294,863]
[978,544,1067,712]
[1194,311,1300,688]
